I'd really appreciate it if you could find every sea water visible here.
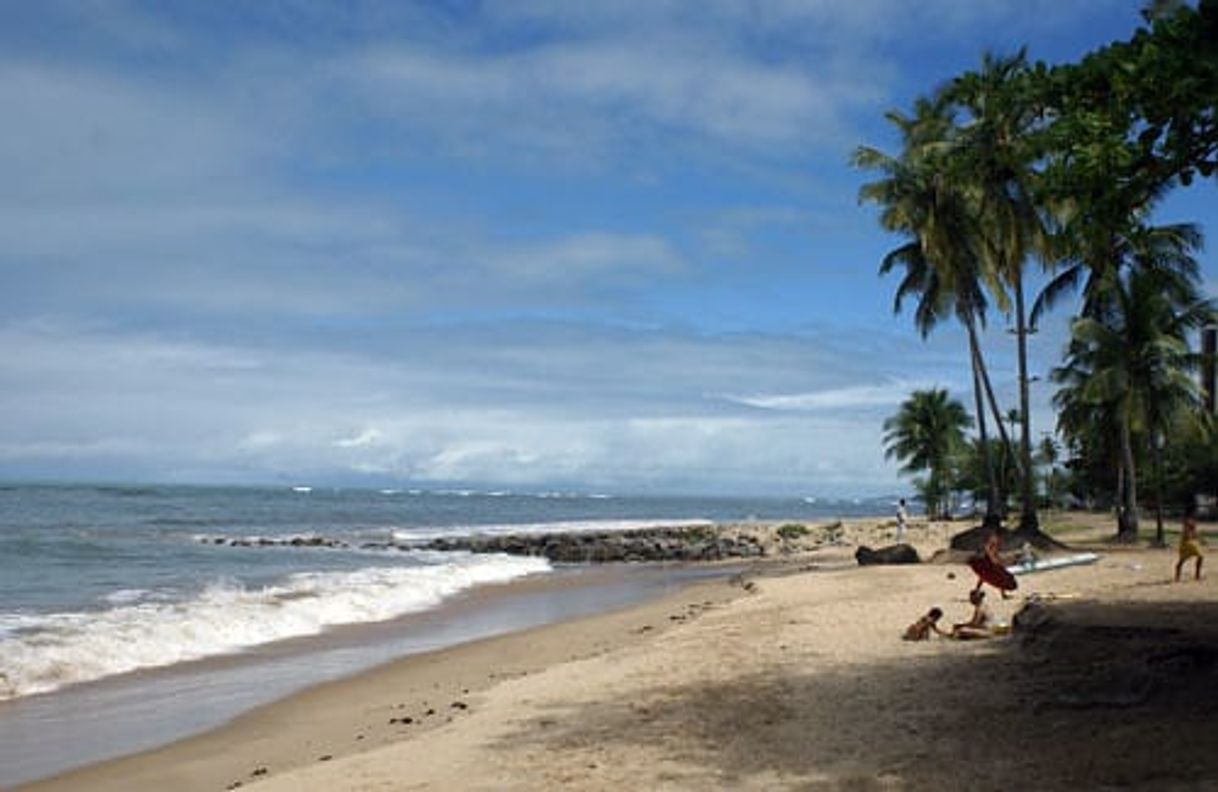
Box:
[0,483,893,784]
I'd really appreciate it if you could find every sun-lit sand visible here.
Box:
[24,513,1218,791]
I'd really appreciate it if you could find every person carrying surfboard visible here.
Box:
[967,530,1017,598]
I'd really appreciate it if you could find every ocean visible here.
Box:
[0,483,894,785]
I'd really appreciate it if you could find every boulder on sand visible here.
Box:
[855,543,920,566]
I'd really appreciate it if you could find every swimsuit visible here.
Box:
[1180,537,1203,560]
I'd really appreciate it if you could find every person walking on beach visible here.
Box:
[967,530,1017,598]
[896,498,908,543]
[1175,513,1204,582]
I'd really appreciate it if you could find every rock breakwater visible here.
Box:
[420,525,766,563]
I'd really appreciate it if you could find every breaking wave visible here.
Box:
[0,553,549,700]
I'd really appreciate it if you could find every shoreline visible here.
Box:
[22,513,1218,790]
[19,558,765,792]
[3,558,751,789]
[8,515,928,791]
[5,515,887,787]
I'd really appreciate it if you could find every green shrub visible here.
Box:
[777,523,809,540]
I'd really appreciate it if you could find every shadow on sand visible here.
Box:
[493,600,1218,790]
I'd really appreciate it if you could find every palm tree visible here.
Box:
[944,51,1056,537]
[853,98,1011,530]
[1036,434,1060,507]
[1052,369,1123,511]
[883,389,971,520]
[1033,202,1203,326]
[1051,266,1213,541]
[1034,156,1208,539]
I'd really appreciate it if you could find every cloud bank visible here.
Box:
[0,1,1194,496]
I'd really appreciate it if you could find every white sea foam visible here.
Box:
[101,588,155,605]
[0,554,549,701]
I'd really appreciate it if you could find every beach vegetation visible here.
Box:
[882,389,970,520]
[940,51,1056,537]
[956,437,1019,515]
[859,0,1218,545]
[1051,265,1213,542]
[853,97,1012,532]
[1155,417,1218,514]
[776,523,809,540]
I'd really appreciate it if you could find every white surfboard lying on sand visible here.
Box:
[1007,552,1099,576]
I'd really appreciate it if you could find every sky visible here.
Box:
[1,1,1214,497]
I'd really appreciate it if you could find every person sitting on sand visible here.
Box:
[903,607,947,640]
[1175,513,1204,582]
[951,589,993,640]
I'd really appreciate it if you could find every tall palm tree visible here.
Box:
[1051,266,1213,541]
[944,51,1056,536]
[853,98,1011,529]
[1033,127,1208,538]
[883,389,971,520]
[1033,209,1203,326]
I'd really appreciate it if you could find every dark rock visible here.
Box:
[855,544,921,565]
[414,524,773,564]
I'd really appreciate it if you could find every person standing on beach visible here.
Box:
[896,498,908,543]
[1175,513,1204,582]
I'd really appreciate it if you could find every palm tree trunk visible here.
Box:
[975,336,1022,480]
[1013,276,1039,533]
[1152,437,1166,548]
[1116,459,1125,519]
[1117,416,1140,542]
[967,322,1001,529]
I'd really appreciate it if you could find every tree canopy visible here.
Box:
[859,1,1217,540]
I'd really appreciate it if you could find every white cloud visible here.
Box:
[335,37,877,157]
[488,233,686,285]
[0,62,262,204]
[722,379,953,412]
[0,319,930,494]
[334,428,383,449]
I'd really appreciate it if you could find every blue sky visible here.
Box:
[1,1,1214,496]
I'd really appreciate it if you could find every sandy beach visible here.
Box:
[22,514,1218,791]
